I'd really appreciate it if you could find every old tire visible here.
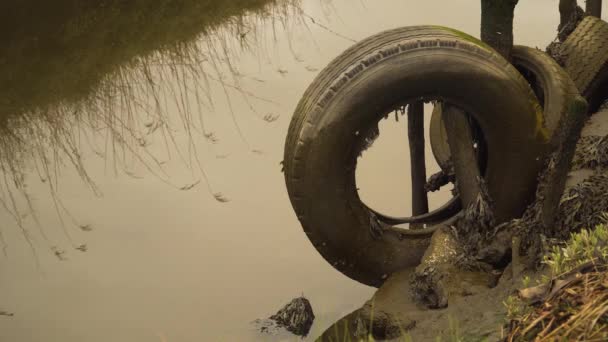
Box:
[561,16,608,111]
[431,45,586,170]
[283,26,547,287]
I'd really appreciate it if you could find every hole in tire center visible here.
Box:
[355,102,454,220]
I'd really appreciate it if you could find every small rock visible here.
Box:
[258,296,315,337]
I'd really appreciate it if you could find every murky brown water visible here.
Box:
[0,1,605,341]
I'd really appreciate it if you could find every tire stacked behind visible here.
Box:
[560,16,608,110]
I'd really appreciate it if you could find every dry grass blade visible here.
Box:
[505,226,608,341]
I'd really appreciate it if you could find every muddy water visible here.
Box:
[0,1,603,341]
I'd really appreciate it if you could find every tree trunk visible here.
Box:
[586,0,603,17]
[407,101,429,219]
[480,0,519,59]
[560,0,579,33]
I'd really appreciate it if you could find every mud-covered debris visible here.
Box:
[555,173,608,239]
[410,227,459,309]
[261,296,315,337]
[558,5,585,42]
[0,311,14,317]
[452,176,496,255]
[571,135,608,170]
[546,41,566,66]
[352,304,412,340]
[410,266,449,309]
[425,167,455,193]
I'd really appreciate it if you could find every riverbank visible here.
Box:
[318,108,608,342]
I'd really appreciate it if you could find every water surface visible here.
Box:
[0,1,601,341]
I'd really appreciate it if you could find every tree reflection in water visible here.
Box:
[0,0,305,257]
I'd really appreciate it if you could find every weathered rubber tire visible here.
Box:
[560,16,608,111]
[429,103,452,171]
[431,45,586,170]
[283,26,548,287]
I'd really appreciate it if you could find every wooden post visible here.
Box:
[407,101,429,219]
[480,0,519,59]
[560,0,579,33]
[442,105,481,207]
[586,0,602,18]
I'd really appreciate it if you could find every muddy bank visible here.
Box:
[317,266,538,341]
[318,108,608,342]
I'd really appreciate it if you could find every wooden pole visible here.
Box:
[442,105,481,207]
[560,0,579,32]
[480,0,519,59]
[407,101,429,218]
[586,0,602,18]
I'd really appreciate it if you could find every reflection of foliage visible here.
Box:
[0,0,298,121]
[0,0,305,258]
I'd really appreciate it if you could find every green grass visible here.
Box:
[543,221,608,278]
[503,221,608,340]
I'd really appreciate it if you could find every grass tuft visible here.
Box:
[504,222,608,341]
